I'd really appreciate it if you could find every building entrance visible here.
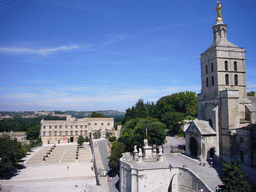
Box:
[70,137,74,142]
[189,137,198,157]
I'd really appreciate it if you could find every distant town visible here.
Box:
[0,110,125,120]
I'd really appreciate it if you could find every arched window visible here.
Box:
[234,61,237,71]
[206,65,208,74]
[234,74,238,85]
[225,61,228,71]
[212,76,214,86]
[225,74,229,85]
[211,63,213,72]
[206,77,209,87]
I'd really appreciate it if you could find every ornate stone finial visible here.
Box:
[214,1,223,24]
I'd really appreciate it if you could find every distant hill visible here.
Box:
[64,110,125,117]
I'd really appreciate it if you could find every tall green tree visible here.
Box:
[148,122,166,146]
[161,112,184,135]
[26,123,40,142]
[121,107,137,124]
[0,135,26,177]
[91,112,104,118]
[77,135,84,146]
[108,142,125,173]
[247,91,255,96]
[145,101,156,118]
[221,159,251,192]
[135,99,148,119]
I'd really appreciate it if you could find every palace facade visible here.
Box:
[40,115,114,145]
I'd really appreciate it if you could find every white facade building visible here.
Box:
[40,115,114,145]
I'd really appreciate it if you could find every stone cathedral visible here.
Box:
[185,2,256,165]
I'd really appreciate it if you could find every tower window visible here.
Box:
[206,77,209,87]
[234,74,238,85]
[206,65,208,74]
[225,61,228,71]
[212,76,214,86]
[234,61,237,71]
[225,74,229,85]
[211,63,213,72]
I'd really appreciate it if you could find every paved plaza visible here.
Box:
[0,143,105,192]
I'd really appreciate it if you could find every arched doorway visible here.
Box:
[210,148,215,158]
[189,137,198,157]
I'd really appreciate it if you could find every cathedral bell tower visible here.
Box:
[196,2,247,162]
[199,2,247,101]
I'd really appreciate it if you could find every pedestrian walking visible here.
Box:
[91,166,93,170]
[67,166,69,170]
[0,184,2,191]
[107,176,110,182]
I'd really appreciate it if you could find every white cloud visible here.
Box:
[3,93,38,99]
[0,44,82,55]
[0,83,201,111]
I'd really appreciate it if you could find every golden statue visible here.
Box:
[214,1,223,24]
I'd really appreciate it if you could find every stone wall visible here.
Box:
[120,161,211,192]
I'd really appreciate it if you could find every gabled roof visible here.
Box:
[186,119,216,135]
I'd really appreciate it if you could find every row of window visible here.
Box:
[206,76,215,87]
[43,123,111,129]
[225,74,238,85]
[205,61,238,74]
[206,74,238,87]
[225,61,238,71]
[42,130,88,136]
[205,63,214,74]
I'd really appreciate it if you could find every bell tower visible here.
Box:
[197,2,247,162]
[199,3,247,101]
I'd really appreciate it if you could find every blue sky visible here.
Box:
[0,0,255,112]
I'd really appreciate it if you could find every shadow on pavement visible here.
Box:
[0,164,26,180]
